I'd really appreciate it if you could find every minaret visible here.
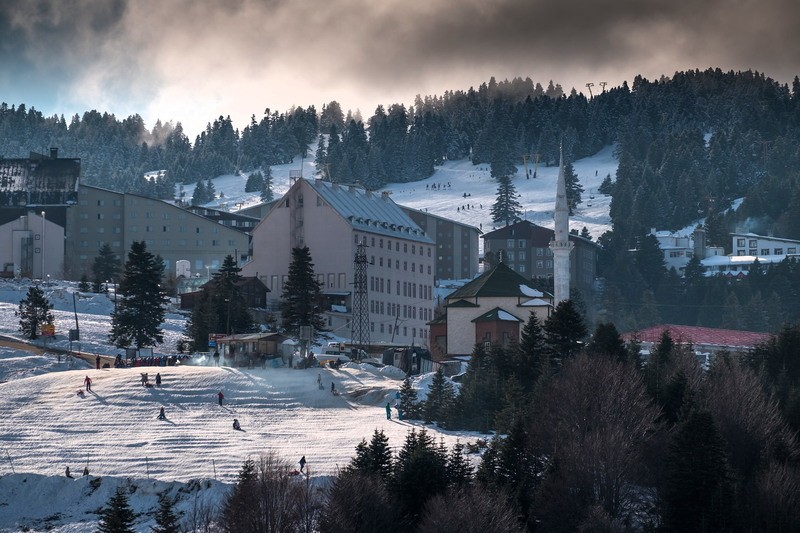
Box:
[549,147,573,306]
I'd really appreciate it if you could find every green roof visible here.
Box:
[447,262,545,299]
[445,299,480,308]
[471,307,523,323]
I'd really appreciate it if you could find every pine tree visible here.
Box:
[150,492,181,533]
[563,161,584,215]
[491,174,522,227]
[212,254,254,335]
[280,246,326,339]
[422,367,455,424]
[244,170,264,193]
[16,285,53,339]
[109,241,168,349]
[260,166,274,202]
[514,312,548,391]
[349,429,394,483]
[398,376,420,419]
[446,441,473,489]
[97,486,137,533]
[79,274,91,292]
[190,180,206,206]
[393,429,448,522]
[92,243,120,288]
[663,411,731,532]
[586,322,628,362]
[544,299,588,367]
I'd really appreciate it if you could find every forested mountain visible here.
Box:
[4,70,800,331]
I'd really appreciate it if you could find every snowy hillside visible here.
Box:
[191,145,618,250]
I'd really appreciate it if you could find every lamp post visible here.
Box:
[41,211,45,279]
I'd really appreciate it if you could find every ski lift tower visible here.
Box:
[351,242,370,358]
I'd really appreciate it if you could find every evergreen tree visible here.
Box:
[109,241,168,349]
[662,411,732,532]
[586,322,629,362]
[563,161,584,215]
[244,170,264,193]
[393,429,449,523]
[211,254,254,335]
[97,486,137,533]
[349,429,394,483]
[16,285,54,340]
[398,376,420,419]
[422,367,455,424]
[204,179,216,201]
[280,246,326,339]
[78,274,91,292]
[544,299,588,367]
[260,166,274,202]
[446,441,473,489]
[190,180,207,206]
[150,492,181,533]
[92,243,120,289]
[491,175,522,227]
[514,312,549,392]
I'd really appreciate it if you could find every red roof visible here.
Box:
[622,324,771,349]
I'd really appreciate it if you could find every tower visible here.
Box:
[351,241,370,357]
[549,148,573,306]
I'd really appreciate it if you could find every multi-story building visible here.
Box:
[731,232,800,257]
[65,185,251,280]
[0,149,79,279]
[481,220,599,296]
[400,207,480,282]
[242,178,435,346]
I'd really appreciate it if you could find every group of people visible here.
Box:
[65,466,89,478]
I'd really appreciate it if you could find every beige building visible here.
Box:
[242,178,435,346]
[65,185,251,280]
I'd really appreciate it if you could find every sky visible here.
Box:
[3,0,798,138]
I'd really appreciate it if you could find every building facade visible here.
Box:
[731,232,800,257]
[400,207,481,281]
[242,178,435,346]
[482,220,598,296]
[65,185,251,280]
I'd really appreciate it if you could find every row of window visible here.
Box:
[369,277,432,300]
[370,323,427,339]
[370,256,432,275]
[369,300,432,322]
[356,234,432,258]
[78,239,233,248]
[737,247,797,256]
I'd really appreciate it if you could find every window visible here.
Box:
[761,249,769,256]
[379,257,383,267]
[507,239,515,248]
[518,239,525,248]
[537,260,543,269]
[411,245,415,254]
[196,240,203,246]
[97,200,105,206]
[519,251,526,260]
[96,213,104,220]
[749,239,757,247]
[789,248,797,254]
[519,264,526,273]
[737,238,745,247]
[507,251,515,261]
[775,248,783,255]
[537,248,544,256]
[750,249,757,256]
[546,260,553,268]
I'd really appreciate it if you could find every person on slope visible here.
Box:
[385,402,392,420]
[84,375,92,392]
[157,407,166,420]
[217,391,224,406]
[233,418,241,430]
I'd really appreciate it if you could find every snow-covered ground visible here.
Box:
[0,148,617,531]
[191,144,618,253]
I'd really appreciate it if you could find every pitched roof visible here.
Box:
[481,220,596,248]
[447,262,549,299]
[623,324,771,349]
[471,307,523,323]
[307,179,433,244]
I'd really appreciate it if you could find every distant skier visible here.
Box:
[299,456,306,473]
[95,355,101,370]
[317,373,322,389]
[83,466,89,476]
[233,418,241,431]
[217,391,224,406]
[331,382,336,394]
[385,402,392,420]
[84,375,92,392]
[65,466,73,478]
[155,373,162,386]
[157,407,166,420]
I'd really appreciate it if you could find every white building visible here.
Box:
[731,232,800,257]
[648,227,725,274]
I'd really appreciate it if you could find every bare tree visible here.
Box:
[318,469,403,533]
[416,485,523,533]
[533,354,661,525]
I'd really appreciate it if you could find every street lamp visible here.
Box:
[41,211,45,279]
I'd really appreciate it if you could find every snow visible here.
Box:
[0,145,618,531]
[519,284,544,297]
[497,310,519,321]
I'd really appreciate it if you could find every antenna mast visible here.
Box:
[351,242,370,358]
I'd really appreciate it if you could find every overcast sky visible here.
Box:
[1,0,798,138]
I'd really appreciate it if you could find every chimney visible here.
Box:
[693,227,706,259]
[49,147,58,159]
[381,191,391,199]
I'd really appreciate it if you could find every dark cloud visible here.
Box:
[0,0,798,133]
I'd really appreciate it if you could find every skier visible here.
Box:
[157,407,166,420]
[84,375,92,392]
[140,372,148,386]
[385,402,392,420]
[155,373,162,386]
[65,466,73,478]
[331,382,336,394]
[83,466,89,476]
[95,355,101,370]
[217,391,224,406]
[233,418,241,430]
[299,455,306,473]
[317,373,322,389]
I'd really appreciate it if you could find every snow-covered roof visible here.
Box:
[307,179,433,244]
[520,298,552,307]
